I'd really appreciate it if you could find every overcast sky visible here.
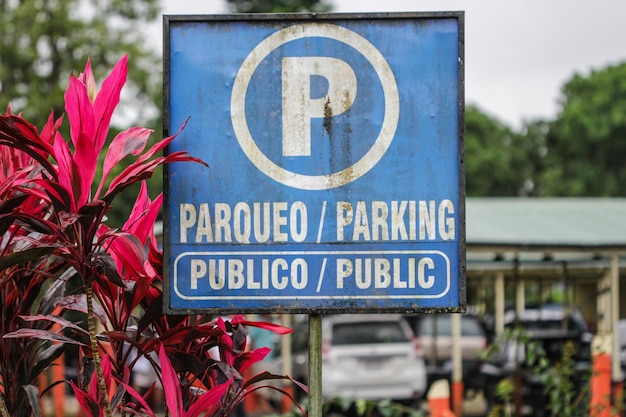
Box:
[158,0,626,129]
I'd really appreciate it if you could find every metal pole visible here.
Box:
[611,253,621,382]
[451,313,463,417]
[309,314,323,417]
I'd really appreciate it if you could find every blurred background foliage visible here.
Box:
[2,0,626,227]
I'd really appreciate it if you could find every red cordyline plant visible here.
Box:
[0,56,306,417]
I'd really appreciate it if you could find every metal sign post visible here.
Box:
[309,315,323,417]
[164,11,464,415]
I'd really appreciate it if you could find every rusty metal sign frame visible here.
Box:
[163,12,466,314]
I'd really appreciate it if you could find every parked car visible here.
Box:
[267,314,427,403]
[503,305,593,362]
[480,305,594,417]
[321,314,427,403]
[404,313,489,393]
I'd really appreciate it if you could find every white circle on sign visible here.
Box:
[231,23,399,190]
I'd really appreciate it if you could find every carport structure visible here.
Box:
[464,198,626,414]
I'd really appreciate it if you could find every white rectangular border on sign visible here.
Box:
[173,249,451,301]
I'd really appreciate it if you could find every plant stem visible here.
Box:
[85,280,112,417]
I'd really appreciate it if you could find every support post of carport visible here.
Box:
[495,272,505,336]
[610,253,623,408]
[451,313,463,417]
[591,253,621,417]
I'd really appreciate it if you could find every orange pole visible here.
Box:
[50,314,65,417]
[427,379,456,417]
[590,353,611,417]
[52,353,65,417]
[242,366,261,415]
[451,381,464,417]
[38,371,47,414]
[281,383,294,412]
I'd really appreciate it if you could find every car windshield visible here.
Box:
[419,316,484,336]
[332,321,408,345]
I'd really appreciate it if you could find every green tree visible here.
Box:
[226,0,332,13]
[0,0,161,127]
[465,104,533,196]
[538,62,626,196]
[0,0,163,227]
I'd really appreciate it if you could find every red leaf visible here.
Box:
[236,347,270,373]
[233,315,294,335]
[74,130,99,207]
[130,276,152,315]
[71,381,101,417]
[187,379,233,417]
[93,55,127,151]
[98,127,152,197]
[122,180,150,233]
[123,182,162,245]
[39,111,63,146]
[216,317,235,365]
[64,75,96,152]
[101,230,146,278]
[3,328,85,346]
[159,344,184,416]
[0,114,57,176]
[18,314,89,335]
[52,134,77,211]
[135,118,189,165]
[105,152,205,199]
[79,58,97,101]
[114,379,156,417]
[56,294,108,325]
[32,178,72,211]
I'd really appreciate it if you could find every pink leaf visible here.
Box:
[18,314,89,335]
[233,315,294,335]
[52,134,77,212]
[93,55,127,151]
[159,344,184,417]
[3,328,85,346]
[187,380,233,417]
[99,127,153,195]
[71,381,100,417]
[114,379,156,417]
[79,58,97,102]
[134,118,189,166]
[64,75,96,151]
[32,178,72,210]
[124,180,150,230]
[40,111,63,146]
[74,130,98,207]
[132,118,192,168]
[101,230,146,277]
[123,183,163,245]
[105,152,205,199]
[237,347,270,373]
[216,318,235,365]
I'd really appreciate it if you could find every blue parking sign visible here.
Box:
[164,13,465,313]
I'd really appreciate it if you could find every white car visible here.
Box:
[321,314,427,402]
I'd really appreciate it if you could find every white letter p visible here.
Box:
[282,57,357,156]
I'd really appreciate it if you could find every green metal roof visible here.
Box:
[466,198,626,250]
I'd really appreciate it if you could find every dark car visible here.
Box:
[480,305,594,417]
